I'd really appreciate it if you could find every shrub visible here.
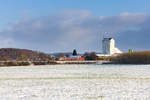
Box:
[83,52,98,60]
[4,62,18,66]
[33,62,47,65]
[18,62,30,66]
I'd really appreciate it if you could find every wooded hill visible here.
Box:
[111,51,150,64]
[0,48,53,61]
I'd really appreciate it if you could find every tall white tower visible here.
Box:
[102,38,115,55]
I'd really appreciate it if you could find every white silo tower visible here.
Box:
[102,38,115,55]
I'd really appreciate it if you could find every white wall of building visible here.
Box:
[102,38,121,55]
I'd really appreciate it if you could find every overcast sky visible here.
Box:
[0,0,150,53]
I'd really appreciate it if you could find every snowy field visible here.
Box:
[0,64,150,100]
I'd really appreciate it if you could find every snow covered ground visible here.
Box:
[0,64,150,100]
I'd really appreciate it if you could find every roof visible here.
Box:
[96,53,111,56]
[69,55,81,58]
[103,37,114,40]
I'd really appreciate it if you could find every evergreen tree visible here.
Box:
[73,49,77,56]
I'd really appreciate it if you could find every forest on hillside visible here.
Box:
[0,48,55,66]
[0,48,53,61]
[111,51,150,64]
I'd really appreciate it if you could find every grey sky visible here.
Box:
[0,10,149,53]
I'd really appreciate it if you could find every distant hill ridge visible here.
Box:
[0,48,52,61]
